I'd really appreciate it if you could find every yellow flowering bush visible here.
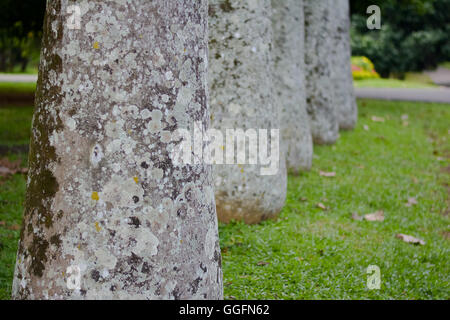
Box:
[351,56,380,80]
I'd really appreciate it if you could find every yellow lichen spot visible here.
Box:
[91,191,99,201]
[220,145,224,150]
[77,244,81,250]
[133,176,139,184]
[180,239,183,244]
[184,48,186,52]
[95,222,101,232]
[237,164,244,173]
[93,41,100,49]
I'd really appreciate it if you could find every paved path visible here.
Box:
[1,73,450,103]
[425,67,450,87]
[355,87,450,103]
[0,74,37,83]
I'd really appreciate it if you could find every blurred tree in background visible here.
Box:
[0,1,448,77]
[350,0,450,77]
[0,0,45,72]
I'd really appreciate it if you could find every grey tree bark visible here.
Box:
[331,0,357,130]
[12,0,222,300]
[304,0,339,145]
[272,0,313,173]
[208,0,287,224]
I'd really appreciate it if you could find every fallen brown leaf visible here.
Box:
[371,116,385,122]
[257,261,269,266]
[364,210,384,222]
[0,158,27,177]
[316,203,327,210]
[405,197,418,207]
[351,212,363,221]
[395,233,425,245]
[319,171,336,177]
[8,224,21,231]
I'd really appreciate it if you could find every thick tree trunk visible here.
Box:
[304,0,339,145]
[208,0,287,224]
[331,0,357,130]
[272,0,313,173]
[12,0,222,300]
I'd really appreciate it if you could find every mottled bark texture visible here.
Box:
[304,0,339,144]
[12,0,222,300]
[272,0,313,173]
[330,0,357,130]
[208,0,287,224]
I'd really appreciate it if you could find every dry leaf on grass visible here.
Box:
[401,114,409,121]
[364,210,384,222]
[8,224,21,231]
[316,203,327,210]
[405,197,418,207]
[351,212,363,221]
[0,158,28,178]
[395,233,425,245]
[371,116,385,122]
[319,171,336,177]
[363,125,370,131]
[257,261,269,266]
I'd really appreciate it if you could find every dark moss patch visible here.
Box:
[49,234,62,247]
[219,0,233,12]
[29,235,49,277]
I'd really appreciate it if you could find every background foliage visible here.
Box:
[0,1,45,72]
[350,0,450,77]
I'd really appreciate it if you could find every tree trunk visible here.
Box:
[208,0,287,224]
[331,0,357,130]
[304,0,339,145]
[272,0,313,173]
[12,0,222,300]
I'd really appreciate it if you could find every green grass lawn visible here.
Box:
[0,100,449,299]
[354,78,437,89]
[0,82,36,95]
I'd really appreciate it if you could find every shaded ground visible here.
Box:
[0,82,36,107]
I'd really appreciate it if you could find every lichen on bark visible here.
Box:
[272,0,313,173]
[13,0,222,300]
[330,0,358,130]
[304,0,339,145]
[208,0,287,224]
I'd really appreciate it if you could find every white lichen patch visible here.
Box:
[101,175,144,208]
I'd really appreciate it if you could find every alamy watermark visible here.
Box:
[169,122,280,176]
[366,5,381,30]
[366,265,381,289]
